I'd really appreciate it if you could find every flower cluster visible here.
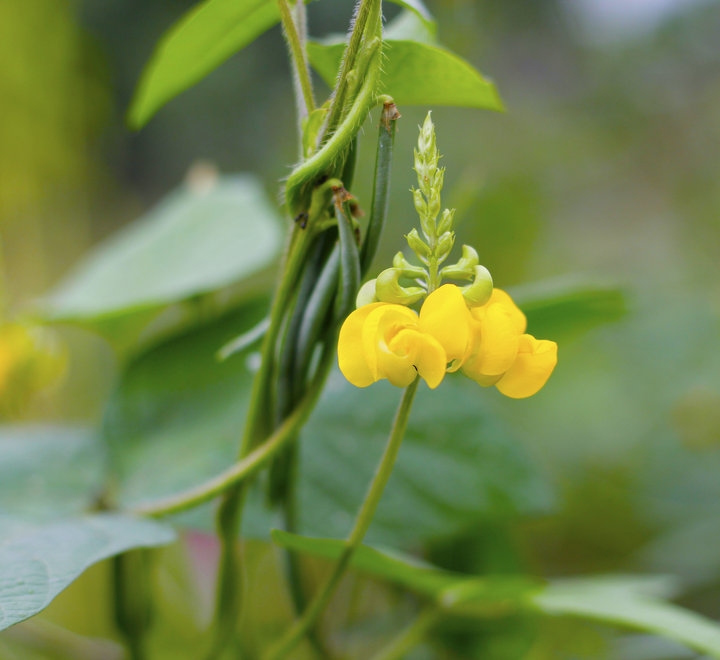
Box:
[338,283,557,398]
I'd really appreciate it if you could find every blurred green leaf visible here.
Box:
[105,310,551,542]
[530,577,720,659]
[510,278,628,339]
[272,532,720,657]
[386,0,435,29]
[0,514,175,631]
[0,426,105,520]
[307,40,503,110]
[42,174,281,346]
[128,0,280,128]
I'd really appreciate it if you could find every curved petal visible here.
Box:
[361,304,418,381]
[338,302,386,387]
[462,304,521,380]
[418,284,472,362]
[495,334,558,399]
[488,288,526,334]
[388,328,447,389]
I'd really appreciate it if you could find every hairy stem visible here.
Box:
[277,0,314,124]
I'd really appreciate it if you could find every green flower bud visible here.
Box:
[437,208,455,234]
[441,244,479,279]
[356,279,378,307]
[392,251,427,278]
[406,228,431,262]
[461,265,493,307]
[412,188,427,219]
[436,231,455,261]
[375,268,426,305]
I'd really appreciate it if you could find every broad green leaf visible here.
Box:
[105,311,551,543]
[0,426,105,520]
[510,278,627,339]
[0,514,175,631]
[128,0,280,128]
[307,40,503,110]
[384,8,437,44]
[42,174,282,343]
[530,577,720,659]
[385,0,435,30]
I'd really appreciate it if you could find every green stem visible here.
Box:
[285,37,382,217]
[207,226,313,657]
[320,0,381,145]
[371,608,441,660]
[277,0,314,121]
[264,378,420,660]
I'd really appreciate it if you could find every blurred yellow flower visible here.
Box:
[338,284,557,398]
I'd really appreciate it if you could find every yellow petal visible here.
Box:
[495,334,558,399]
[388,328,447,389]
[462,304,522,380]
[488,289,526,334]
[361,304,418,381]
[338,302,386,387]
[418,284,471,363]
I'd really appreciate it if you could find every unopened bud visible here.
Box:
[406,228,431,261]
[461,265,493,307]
[437,208,456,234]
[392,251,427,277]
[441,244,479,279]
[412,188,426,218]
[436,232,455,260]
[375,268,426,305]
[356,279,378,307]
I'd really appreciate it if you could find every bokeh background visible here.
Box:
[2,0,720,658]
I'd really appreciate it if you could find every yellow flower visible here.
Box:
[461,289,557,399]
[338,284,557,398]
[338,285,472,389]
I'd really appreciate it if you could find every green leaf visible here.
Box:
[307,40,503,110]
[0,425,105,520]
[530,577,720,659]
[509,278,628,339]
[128,0,280,128]
[42,174,282,344]
[0,514,175,631]
[385,0,435,30]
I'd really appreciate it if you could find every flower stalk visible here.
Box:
[265,377,420,660]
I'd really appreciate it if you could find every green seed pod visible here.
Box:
[461,265,494,307]
[375,267,426,305]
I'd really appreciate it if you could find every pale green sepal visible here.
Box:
[406,228,431,262]
[392,252,427,278]
[461,265,493,307]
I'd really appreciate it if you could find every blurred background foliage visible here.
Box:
[2,0,720,658]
